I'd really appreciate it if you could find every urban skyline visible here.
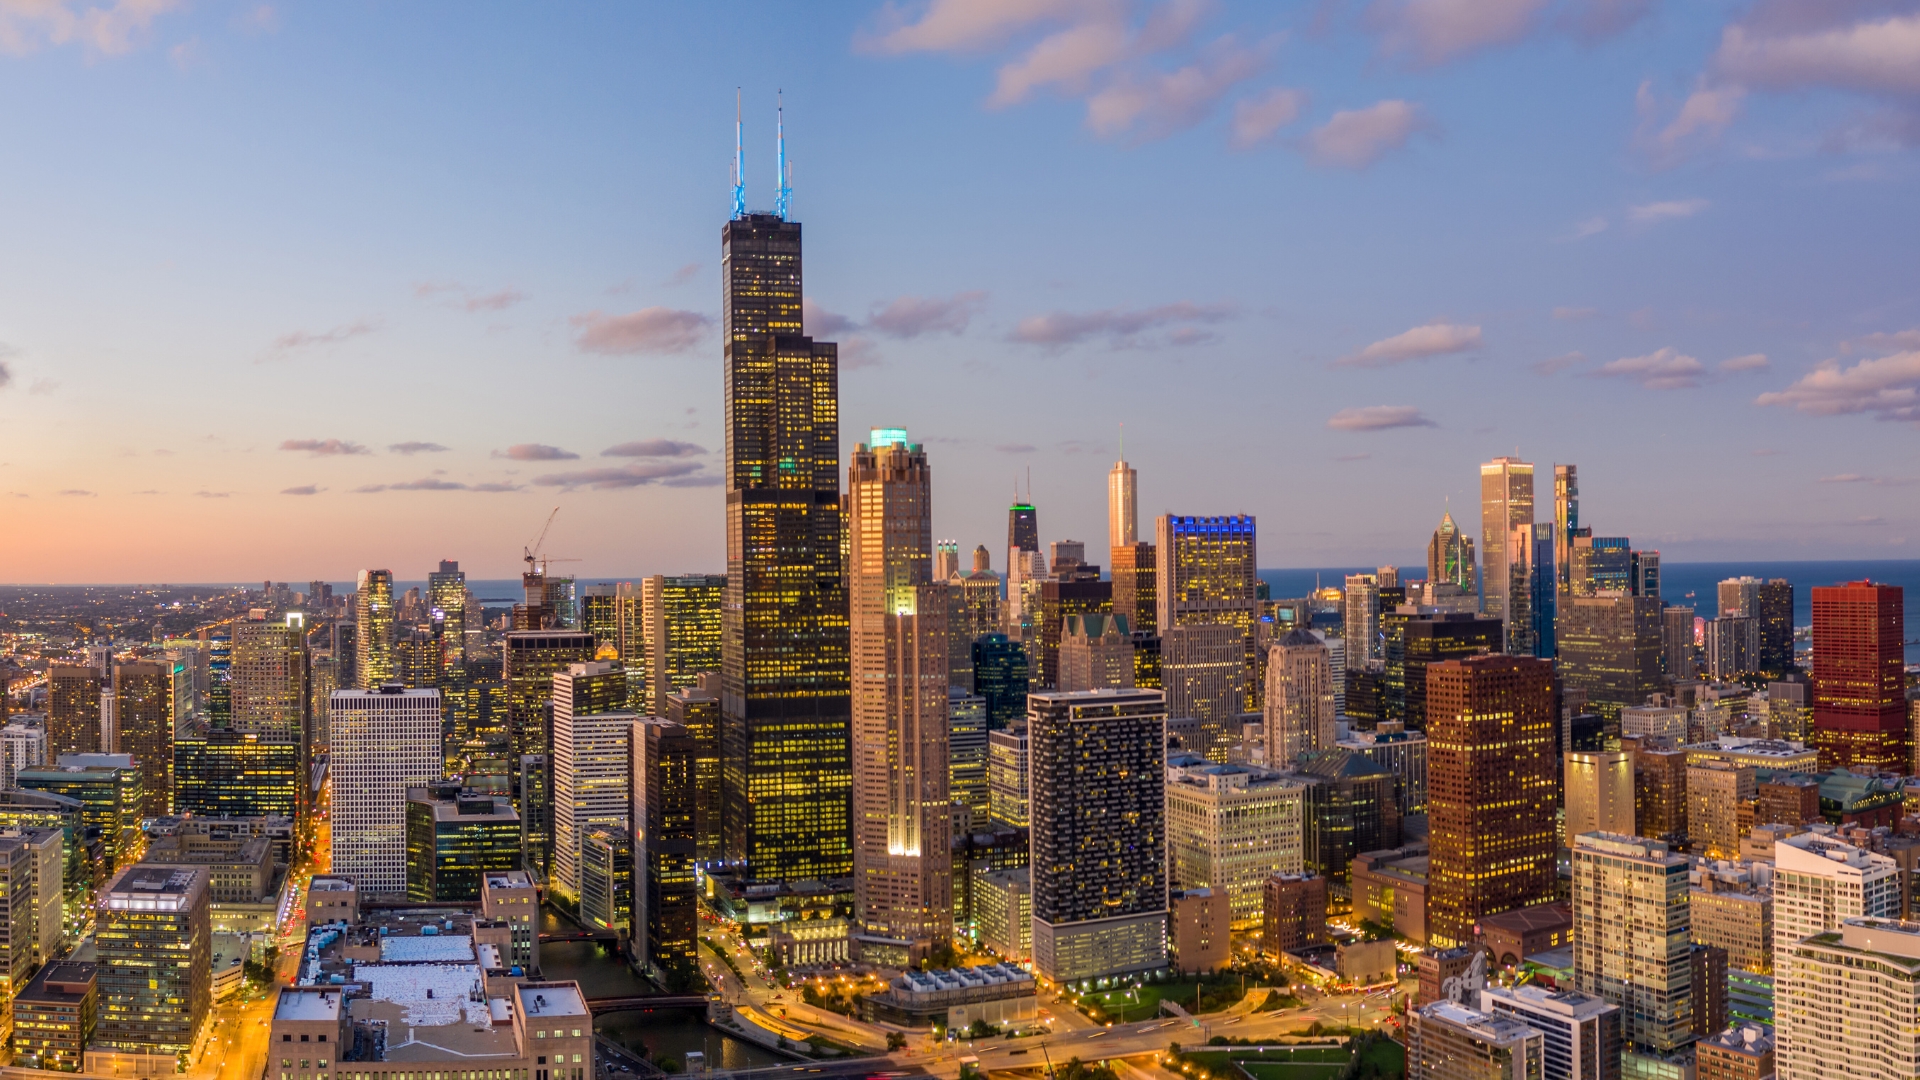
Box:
[2,3,1918,582]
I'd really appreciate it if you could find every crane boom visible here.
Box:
[524,507,560,570]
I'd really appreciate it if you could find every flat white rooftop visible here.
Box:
[517,983,588,1019]
[276,987,344,1022]
[380,935,475,963]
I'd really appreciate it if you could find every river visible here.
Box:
[535,910,786,1071]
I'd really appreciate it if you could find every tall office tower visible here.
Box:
[114,661,171,817]
[1265,628,1335,767]
[230,616,306,735]
[643,574,725,716]
[948,690,989,831]
[1028,689,1168,982]
[1479,457,1535,627]
[971,633,1029,728]
[1754,579,1793,677]
[1478,984,1621,1080]
[1058,614,1134,692]
[1703,617,1759,680]
[1409,1002,1547,1080]
[427,560,467,661]
[1426,655,1557,949]
[663,678,723,862]
[1778,917,1920,1080]
[614,581,647,706]
[1007,500,1039,560]
[1108,455,1137,555]
[550,662,636,904]
[579,825,632,939]
[172,725,301,819]
[1571,833,1694,1065]
[1344,573,1380,665]
[1687,761,1755,859]
[1718,576,1762,619]
[46,666,102,757]
[933,541,960,581]
[1810,581,1905,771]
[632,718,698,984]
[503,629,596,870]
[1631,550,1660,599]
[1503,525,1538,656]
[580,584,620,656]
[846,428,950,961]
[1401,614,1501,730]
[1161,624,1244,759]
[1569,537,1633,597]
[403,783,521,902]
[1049,539,1088,576]
[1553,464,1580,596]
[330,686,442,894]
[1564,751,1634,841]
[987,724,1029,828]
[1769,675,1811,741]
[1528,526,1556,657]
[1661,606,1696,679]
[720,201,851,885]
[1036,578,1112,688]
[1110,541,1157,634]
[355,569,396,689]
[1426,510,1477,594]
[1556,594,1663,724]
[1156,514,1259,709]
[1295,749,1401,887]
[948,557,1003,690]
[0,835,32,1046]
[94,865,209,1070]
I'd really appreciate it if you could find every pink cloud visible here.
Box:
[570,307,710,355]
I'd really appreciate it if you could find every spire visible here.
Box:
[775,90,792,221]
[731,88,745,220]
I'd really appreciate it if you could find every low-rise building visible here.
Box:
[144,834,274,903]
[268,979,596,1080]
[1477,901,1572,969]
[862,963,1037,1030]
[14,960,95,1073]
[1351,845,1429,943]
[1685,738,1818,775]
[974,867,1031,962]
[308,876,358,924]
[1695,1023,1773,1080]
[1170,888,1229,974]
[1337,938,1397,987]
[1261,871,1327,955]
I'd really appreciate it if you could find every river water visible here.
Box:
[535,912,785,1071]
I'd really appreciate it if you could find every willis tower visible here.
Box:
[720,98,853,882]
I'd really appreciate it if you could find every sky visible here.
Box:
[2,0,1918,583]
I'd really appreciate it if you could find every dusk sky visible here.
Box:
[2,0,1918,583]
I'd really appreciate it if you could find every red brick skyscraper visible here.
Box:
[1811,581,1906,771]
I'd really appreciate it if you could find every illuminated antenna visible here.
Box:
[731,89,746,220]
[775,90,792,221]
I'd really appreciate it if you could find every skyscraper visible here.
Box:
[847,428,950,962]
[1401,614,1501,730]
[971,633,1029,729]
[46,666,102,758]
[1556,593,1663,724]
[633,718,698,984]
[1108,453,1136,555]
[1810,581,1905,771]
[1110,541,1157,635]
[1344,573,1380,665]
[1479,457,1534,629]
[1264,628,1335,766]
[1564,751,1634,841]
[1572,833,1694,1064]
[427,560,467,662]
[1553,464,1579,597]
[720,198,852,883]
[644,574,725,716]
[503,628,596,873]
[1426,655,1557,949]
[330,685,442,894]
[550,662,636,904]
[355,569,396,689]
[1777,917,1920,1080]
[1755,578,1794,678]
[1007,500,1039,560]
[1156,514,1259,710]
[1028,689,1168,982]
[94,864,209,1070]
[1426,509,1476,594]
[114,661,171,817]
[230,616,306,735]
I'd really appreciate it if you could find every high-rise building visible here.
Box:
[230,616,306,734]
[1556,594,1664,724]
[1718,576,1761,620]
[355,569,396,689]
[172,726,301,820]
[663,680,723,863]
[114,661,171,817]
[1687,761,1756,860]
[0,835,35,1047]
[1007,501,1038,560]
[0,722,44,796]
[1036,579,1113,690]
[971,634,1029,729]
[93,864,210,1069]
[1058,614,1134,693]
[1108,453,1137,550]
[329,686,442,894]
[1261,872,1327,955]
[1110,541,1157,635]
[720,204,851,885]
[580,584,620,658]
[632,718,698,983]
[579,824,632,942]
[1704,616,1759,680]
[1571,833,1693,1062]
[1156,514,1259,711]
[847,428,950,962]
[1264,628,1335,767]
[1777,917,1920,1080]
[1553,464,1580,598]
[1810,580,1905,771]
[1478,983,1621,1080]
[1402,614,1501,731]
[1294,749,1401,888]
[1631,550,1661,600]
[643,574,724,716]
[1564,751,1634,842]
[1344,573,1380,665]
[1160,624,1245,759]
[1754,579,1793,678]
[1409,1001,1546,1080]
[1772,831,1899,1050]
[47,666,102,759]
[14,960,95,1073]
[947,554,1003,690]
[1661,606,1696,679]
[1428,509,1477,595]
[1426,655,1557,949]
[987,724,1029,828]
[1479,457,1535,629]
[948,690,989,831]
[1028,689,1168,982]
[403,783,520,902]
[550,661,635,904]
[1164,758,1305,929]
[503,629,596,874]
[427,560,467,661]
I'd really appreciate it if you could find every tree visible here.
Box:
[1053,1058,1120,1080]
[886,1031,907,1051]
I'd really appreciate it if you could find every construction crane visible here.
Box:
[524,507,560,576]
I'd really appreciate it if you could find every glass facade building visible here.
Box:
[172,727,300,820]
[404,783,521,902]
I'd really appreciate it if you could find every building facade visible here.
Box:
[1810,580,1906,772]
[329,687,442,894]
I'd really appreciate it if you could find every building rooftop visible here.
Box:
[1698,1023,1774,1057]
[1482,983,1617,1019]
[356,963,491,1027]
[105,864,204,909]
[483,871,535,890]
[1477,902,1571,937]
[1420,1001,1544,1044]
[17,961,95,1006]
[516,982,588,1019]
[310,876,355,892]
[275,987,345,1022]
[380,935,476,963]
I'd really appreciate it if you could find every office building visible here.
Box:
[974,866,1032,961]
[1661,606,1696,680]
[503,629,595,874]
[1402,614,1501,730]
[1058,613,1134,692]
[987,724,1028,828]
[1479,457,1535,635]
[1036,579,1113,690]
[1161,623,1245,758]
[1426,655,1556,949]
[1428,509,1477,595]
[1264,627,1336,766]
[642,573,725,715]
[550,661,635,904]
[1340,725,1430,815]
[1169,888,1229,974]
[113,661,171,816]
[719,208,852,886]
[971,633,1029,728]
[1008,499,1038,559]
[1111,541,1157,635]
[580,583,620,658]
[1691,942,1728,1039]
[1164,757,1305,928]
[1108,454,1136,556]
[1777,916,1920,1080]
[847,428,951,962]
[1345,572,1381,666]
[1156,514,1259,711]
[1,720,46,790]
[1295,748,1402,889]
[1810,580,1906,771]
[403,783,520,902]
[355,569,396,689]
[1565,751,1634,842]
[1688,761,1756,859]
[579,824,632,941]
[91,864,209,1072]
[1556,594,1663,723]
[17,760,142,871]
[1704,616,1759,681]
[1630,745,1687,844]
[5,826,62,966]
[1571,833,1693,1061]
[1768,676,1811,742]
[1410,1000,1546,1080]
[633,718,697,982]
[1754,579,1793,678]
[1028,689,1167,982]
[330,686,442,894]
[1479,984,1621,1080]
[427,560,467,661]
[663,680,723,862]
[172,725,301,820]
[1692,878,1772,976]
[1261,871,1327,954]
[949,690,989,831]
[482,870,539,972]
[14,961,95,1073]
[1553,465,1580,597]
[230,616,306,734]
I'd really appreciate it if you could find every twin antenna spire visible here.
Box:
[731,89,793,222]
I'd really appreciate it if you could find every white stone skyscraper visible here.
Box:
[1265,628,1335,767]
[550,661,636,904]
[1478,457,1534,633]
[1108,452,1137,556]
[330,685,441,893]
[848,428,950,964]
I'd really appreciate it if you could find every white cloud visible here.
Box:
[867,291,988,338]
[280,438,369,456]
[1756,350,1920,422]
[1370,0,1547,67]
[1637,79,1745,164]
[1231,86,1309,147]
[0,0,182,56]
[1011,300,1234,348]
[856,0,1097,55]
[803,298,856,339]
[1569,217,1609,240]
[601,439,705,458]
[1306,100,1429,169]
[1532,351,1587,375]
[1082,36,1269,141]
[496,443,579,461]
[1339,321,1482,367]
[1627,198,1710,223]
[1720,353,1769,372]
[1716,13,1920,96]
[1592,347,1707,389]
[1326,406,1438,431]
[569,307,710,355]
